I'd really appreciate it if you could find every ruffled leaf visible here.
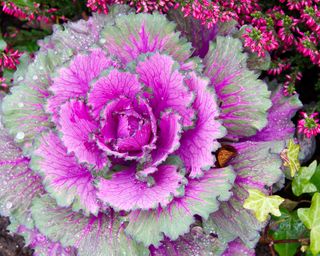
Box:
[176,72,226,178]
[298,193,320,255]
[150,111,182,166]
[136,53,195,127]
[88,69,142,118]
[249,85,302,142]
[125,167,235,246]
[97,164,186,211]
[1,51,60,149]
[167,9,218,58]
[0,116,44,227]
[59,99,107,168]
[203,36,271,139]
[101,12,192,65]
[47,49,112,123]
[13,225,77,256]
[292,161,318,196]
[31,195,149,256]
[243,189,284,222]
[204,140,285,248]
[30,131,99,215]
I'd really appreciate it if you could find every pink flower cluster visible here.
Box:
[243,1,319,66]
[87,0,175,14]
[0,46,22,89]
[298,112,320,138]
[283,71,302,96]
[1,1,58,24]
[242,27,278,57]
[0,47,22,70]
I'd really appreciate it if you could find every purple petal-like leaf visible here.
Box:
[136,53,195,127]
[59,99,107,169]
[88,69,143,118]
[176,72,226,178]
[30,131,99,215]
[47,49,112,122]
[150,111,182,166]
[97,164,185,211]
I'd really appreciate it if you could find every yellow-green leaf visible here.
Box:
[282,139,300,177]
[243,189,284,222]
[298,193,320,255]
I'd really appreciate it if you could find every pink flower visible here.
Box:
[283,72,302,96]
[242,27,278,57]
[267,59,291,75]
[0,47,22,70]
[298,112,320,138]
[296,33,320,65]
[2,1,28,19]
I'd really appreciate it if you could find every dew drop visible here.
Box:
[17,76,23,82]
[18,103,24,108]
[33,75,38,80]
[16,132,25,140]
[99,38,106,44]
[6,201,13,209]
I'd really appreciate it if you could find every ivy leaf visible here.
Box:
[310,164,320,192]
[243,189,284,222]
[298,193,320,255]
[283,139,300,177]
[271,208,309,256]
[292,161,318,196]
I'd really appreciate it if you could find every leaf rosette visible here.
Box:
[0,6,302,256]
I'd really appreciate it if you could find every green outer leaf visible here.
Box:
[298,193,320,255]
[31,195,149,256]
[243,189,284,222]
[101,11,192,65]
[292,161,318,196]
[271,208,309,256]
[203,36,272,139]
[125,166,235,247]
[203,140,285,248]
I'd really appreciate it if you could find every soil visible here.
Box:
[0,217,33,256]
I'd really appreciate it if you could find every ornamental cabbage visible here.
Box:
[0,6,302,256]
